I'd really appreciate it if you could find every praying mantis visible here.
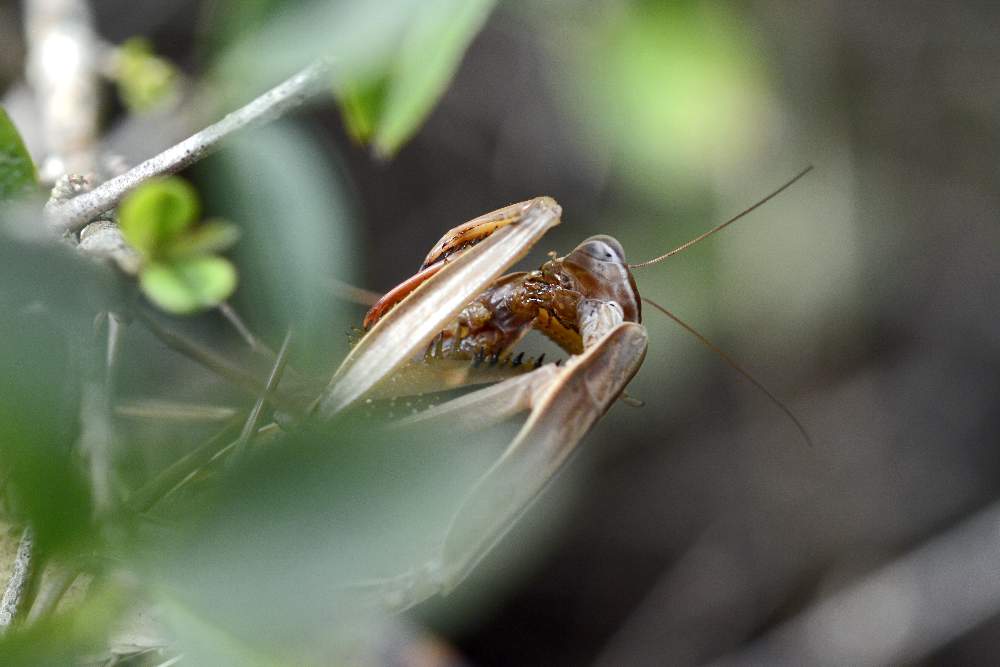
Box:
[311,168,813,611]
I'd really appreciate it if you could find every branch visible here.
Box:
[711,499,1000,666]
[24,0,101,180]
[0,528,33,631]
[46,59,334,233]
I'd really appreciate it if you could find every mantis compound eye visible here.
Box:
[576,235,627,264]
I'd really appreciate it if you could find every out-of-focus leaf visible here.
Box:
[0,224,117,554]
[119,177,200,257]
[115,37,180,113]
[364,0,496,156]
[204,0,292,60]
[142,417,507,660]
[0,584,127,664]
[140,256,237,314]
[0,108,37,201]
[210,0,423,106]
[165,219,241,259]
[212,0,494,153]
[202,121,357,360]
[339,77,389,145]
[553,2,775,195]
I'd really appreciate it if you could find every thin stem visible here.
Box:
[127,420,242,514]
[0,528,34,631]
[218,302,274,356]
[47,59,333,232]
[228,329,293,466]
[135,308,264,396]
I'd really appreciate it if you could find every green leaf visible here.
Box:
[338,77,389,144]
[115,37,180,113]
[140,256,237,314]
[337,0,496,156]
[0,108,37,201]
[119,177,200,257]
[375,0,495,155]
[166,220,242,259]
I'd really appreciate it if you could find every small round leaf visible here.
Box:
[119,178,201,257]
[165,220,241,259]
[140,256,237,314]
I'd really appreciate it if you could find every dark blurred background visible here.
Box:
[3,1,999,665]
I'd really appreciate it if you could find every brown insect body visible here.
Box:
[366,219,643,364]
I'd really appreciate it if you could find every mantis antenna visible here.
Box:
[628,165,814,269]
[642,296,814,447]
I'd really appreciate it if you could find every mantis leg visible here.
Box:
[393,364,560,431]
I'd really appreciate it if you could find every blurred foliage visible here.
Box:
[113,38,180,114]
[338,0,496,156]
[202,121,356,357]
[552,1,777,196]
[0,230,117,557]
[119,177,239,313]
[2,0,958,664]
[205,0,494,156]
[0,108,36,200]
[0,587,128,665]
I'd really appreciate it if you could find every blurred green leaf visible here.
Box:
[210,0,422,109]
[0,227,118,554]
[0,108,37,201]
[141,417,503,659]
[555,2,772,195]
[115,37,180,113]
[202,121,357,359]
[0,584,127,665]
[165,219,242,259]
[339,77,389,144]
[119,177,200,257]
[140,256,237,314]
[340,0,496,156]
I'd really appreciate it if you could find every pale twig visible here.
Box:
[710,499,1000,667]
[228,329,293,466]
[77,312,122,515]
[24,0,100,180]
[47,59,334,233]
[0,528,34,631]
